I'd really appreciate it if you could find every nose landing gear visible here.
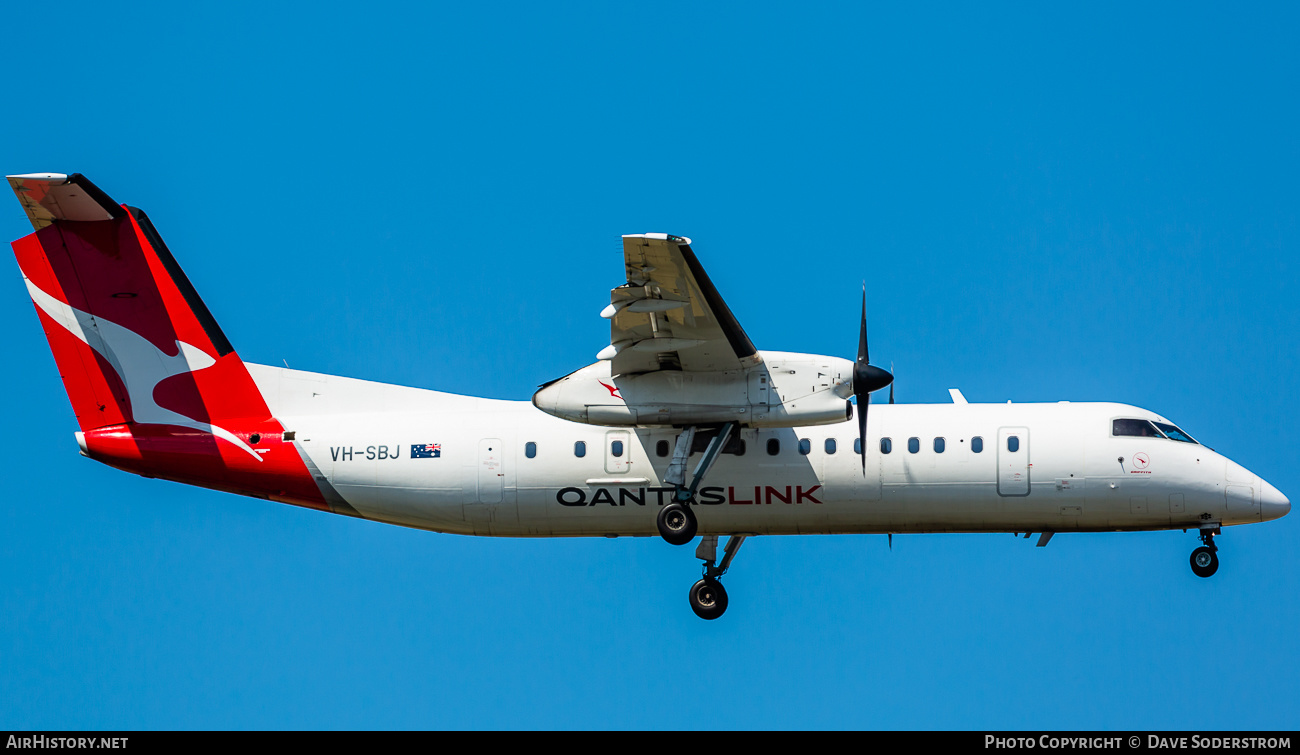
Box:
[688,534,747,620]
[689,577,727,620]
[1190,526,1220,578]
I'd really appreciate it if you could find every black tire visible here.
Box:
[689,577,729,620]
[656,503,697,545]
[1190,546,1219,578]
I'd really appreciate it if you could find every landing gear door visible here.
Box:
[997,427,1030,497]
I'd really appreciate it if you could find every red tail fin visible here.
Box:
[10,173,332,511]
[11,173,268,437]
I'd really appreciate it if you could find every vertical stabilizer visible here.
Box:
[9,173,337,512]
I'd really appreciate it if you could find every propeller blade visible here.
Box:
[858,395,868,474]
[851,286,893,474]
[889,362,895,404]
[858,286,869,364]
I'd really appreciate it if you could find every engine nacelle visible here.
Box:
[532,351,855,428]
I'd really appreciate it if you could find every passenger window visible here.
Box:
[908,437,919,454]
[574,441,586,458]
[656,440,669,458]
[798,439,811,455]
[854,437,862,455]
[880,437,892,454]
[1112,418,1163,438]
[972,436,983,453]
[525,441,537,459]
[825,438,837,454]
[934,437,945,453]
[611,440,624,458]
[767,438,780,456]
[1007,436,1019,452]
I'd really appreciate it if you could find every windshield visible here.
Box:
[1152,421,1197,444]
[1113,418,1164,437]
[1112,418,1198,444]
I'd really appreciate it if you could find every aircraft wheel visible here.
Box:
[1190,546,1219,578]
[657,503,697,545]
[689,577,728,620]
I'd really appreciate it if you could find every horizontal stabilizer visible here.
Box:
[7,173,124,230]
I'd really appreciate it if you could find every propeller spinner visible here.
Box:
[853,288,894,473]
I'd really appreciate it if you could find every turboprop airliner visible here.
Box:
[8,173,1290,619]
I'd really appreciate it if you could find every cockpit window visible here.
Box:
[1152,422,1197,444]
[1112,418,1164,438]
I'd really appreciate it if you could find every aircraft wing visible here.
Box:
[603,234,760,375]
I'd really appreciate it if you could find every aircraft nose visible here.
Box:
[1260,480,1291,521]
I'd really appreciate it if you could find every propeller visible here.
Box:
[852,287,894,474]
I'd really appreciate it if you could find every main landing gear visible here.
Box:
[1190,525,1220,578]
[656,504,696,546]
[656,422,738,546]
[656,422,746,619]
[688,535,747,620]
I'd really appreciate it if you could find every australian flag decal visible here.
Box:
[411,443,442,459]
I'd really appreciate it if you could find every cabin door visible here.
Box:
[477,438,504,503]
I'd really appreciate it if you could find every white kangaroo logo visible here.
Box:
[25,277,261,461]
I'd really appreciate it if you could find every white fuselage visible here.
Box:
[246,364,1288,539]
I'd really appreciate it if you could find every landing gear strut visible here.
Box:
[688,534,746,620]
[657,422,738,546]
[1190,526,1220,578]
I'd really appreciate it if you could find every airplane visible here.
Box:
[7,172,1290,620]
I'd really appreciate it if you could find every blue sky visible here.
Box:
[2,1,1297,730]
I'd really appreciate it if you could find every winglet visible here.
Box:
[949,388,968,404]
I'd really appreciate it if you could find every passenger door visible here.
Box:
[477,438,504,503]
